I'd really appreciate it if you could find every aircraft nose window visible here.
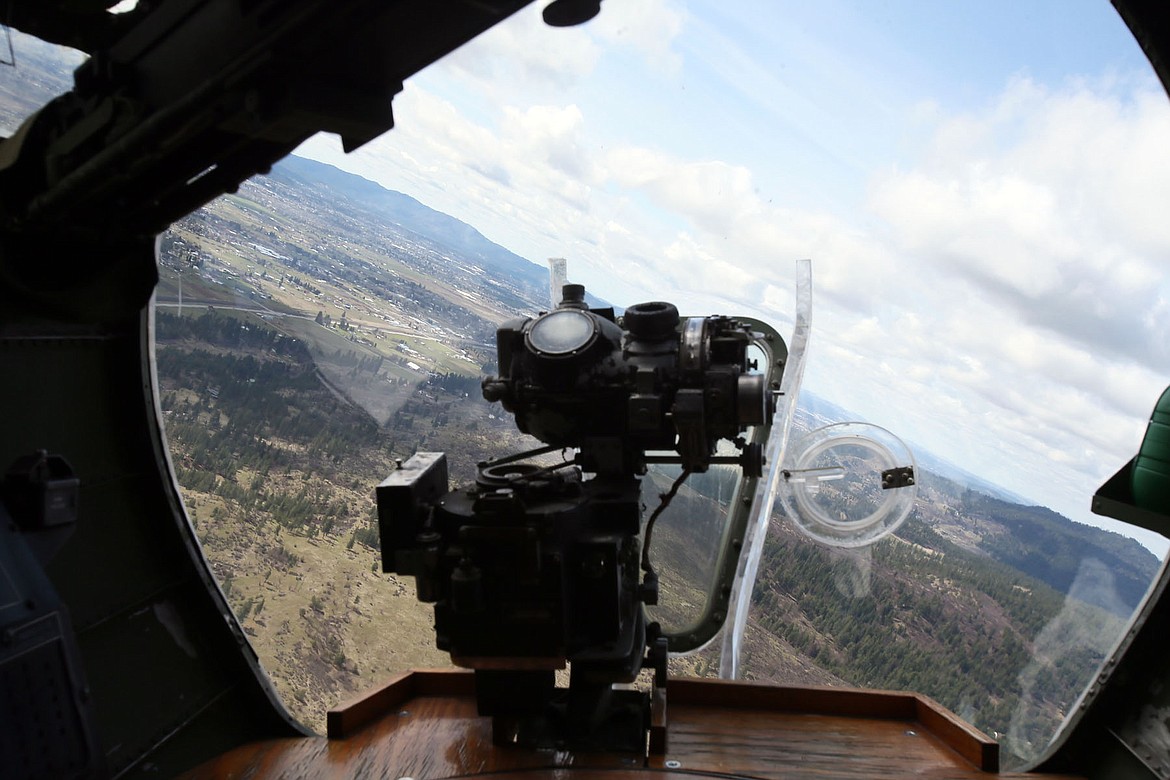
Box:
[0,0,1154,768]
[0,31,84,135]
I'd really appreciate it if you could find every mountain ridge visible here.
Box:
[274,156,552,298]
[272,153,1162,605]
[793,389,1159,612]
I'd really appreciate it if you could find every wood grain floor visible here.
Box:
[184,670,1087,779]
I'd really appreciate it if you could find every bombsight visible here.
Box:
[376,284,783,751]
[482,283,773,476]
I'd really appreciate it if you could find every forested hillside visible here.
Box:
[155,308,536,722]
[956,491,1154,612]
[155,306,1157,767]
[145,155,1161,770]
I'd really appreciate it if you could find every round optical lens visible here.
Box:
[527,310,596,355]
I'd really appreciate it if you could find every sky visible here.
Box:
[296,1,1170,555]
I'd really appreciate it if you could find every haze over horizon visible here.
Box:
[4,2,1160,553]
[295,1,1170,556]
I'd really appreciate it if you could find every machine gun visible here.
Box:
[376,285,784,751]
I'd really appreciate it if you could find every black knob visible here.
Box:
[624,301,680,339]
[560,283,586,306]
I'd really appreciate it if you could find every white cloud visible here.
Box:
[431,4,602,96]
[420,0,687,102]
[296,15,1170,551]
[604,147,759,233]
[883,76,1170,261]
[595,144,910,315]
[869,77,1170,389]
[500,104,594,182]
[593,0,687,73]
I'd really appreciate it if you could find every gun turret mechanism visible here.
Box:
[377,285,779,752]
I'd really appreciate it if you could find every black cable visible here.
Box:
[640,468,691,575]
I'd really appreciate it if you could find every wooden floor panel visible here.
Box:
[656,705,972,777]
[184,670,1086,779]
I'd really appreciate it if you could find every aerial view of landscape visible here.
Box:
[148,155,1158,768]
[3,14,1165,771]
